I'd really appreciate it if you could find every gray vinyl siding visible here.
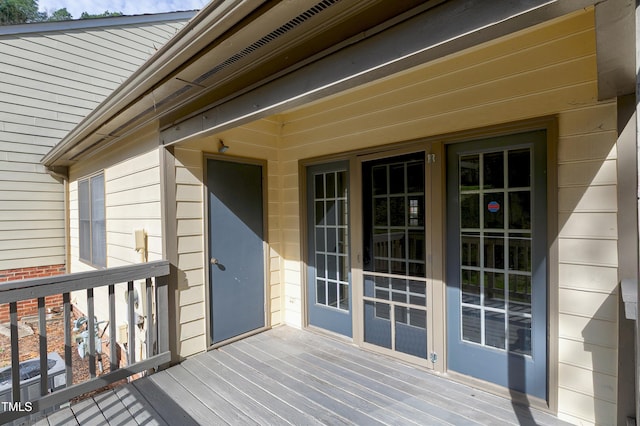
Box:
[0,13,193,270]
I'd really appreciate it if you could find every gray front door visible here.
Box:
[208,159,265,344]
[446,131,547,399]
[306,161,352,337]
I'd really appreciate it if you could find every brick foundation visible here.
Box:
[0,264,66,323]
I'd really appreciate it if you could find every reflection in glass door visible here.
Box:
[361,152,430,361]
[447,131,547,399]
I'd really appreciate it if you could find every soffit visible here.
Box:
[49,0,428,165]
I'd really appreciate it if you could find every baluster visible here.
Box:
[38,297,48,397]
[127,281,135,365]
[87,289,96,378]
[146,278,153,359]
[109,284,117,372]
[63,293,72,386]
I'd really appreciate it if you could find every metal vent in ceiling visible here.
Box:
[195,0,340,84]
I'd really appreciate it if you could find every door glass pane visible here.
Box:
[485,311,505,349]
[460,194,479,228]
[461,233,480,267]
[458,147,534,355]
[509,274,532,314]
[460,155,479,190]
[484,272,505,309]
[508,149,530,188]
[312,170,349,312]
[509,315,531,355]
[509,191,531,229]
[462,307,481,344]
[483,151,504,189]
[509,236,531,271]
[389,197,405,226]
[461,269,480,305]
[484,193,504,229]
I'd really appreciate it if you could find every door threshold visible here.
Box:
[208,326,270,350]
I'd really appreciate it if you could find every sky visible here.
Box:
[38,0,208,19]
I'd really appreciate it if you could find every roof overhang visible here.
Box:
[43,0,611,167]
[594,0,636,100]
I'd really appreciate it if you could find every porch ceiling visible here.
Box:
[42,0,608,168]
[42,0,427,167]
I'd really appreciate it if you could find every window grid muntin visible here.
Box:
[313,170,349,311]
[459,148,532,355]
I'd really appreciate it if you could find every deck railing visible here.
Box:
[0,260,171,424]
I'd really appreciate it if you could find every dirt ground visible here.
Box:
[0,313,122,402]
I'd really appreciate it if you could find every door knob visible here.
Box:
[210,257,219,265]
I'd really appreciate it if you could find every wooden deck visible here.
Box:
[34,326,570,425]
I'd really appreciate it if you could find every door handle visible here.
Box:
[210,257,219,265]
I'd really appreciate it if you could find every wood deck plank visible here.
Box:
[42,326,572,426]
[252,329,508,425]
[165,364,259,425]
[93,389,136,425]
[197,350,344,425]
[146,370,229,426]
[69,396,108,426]
[181,356,301,425]
[262,327,565,425]
[220,342,389,425]
[131,375,202,426]
[113,383,169,426]
[238,335,452,426]
[203,350,359,425]
[36,406,78,426]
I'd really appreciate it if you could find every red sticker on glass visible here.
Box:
[487,201,500,213]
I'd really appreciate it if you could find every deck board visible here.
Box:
[181,356,299,425]
[113,384,168,426]
[131,374,201,426]
[69,396,108,426]
[38,326,572,426]
[233,338,447,425]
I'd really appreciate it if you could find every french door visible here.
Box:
[357,148,436,367]
[306,162,352,337]
[446,131,547,399]
[304,131,547,398]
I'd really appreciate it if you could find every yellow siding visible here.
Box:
[173,146,206,357]
[268,8,616,425]
[173,118,282,357]
[68,125,162,348]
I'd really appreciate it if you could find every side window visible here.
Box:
[78,173,106,267]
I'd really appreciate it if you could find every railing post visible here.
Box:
[155,274,169,366]
[108,285,117,372]
[10,301,19,403]
[127,281,135,365]
[87,288,96,378]
[145,278,153,359]
[63,292,72,387]
[38,297,48,397]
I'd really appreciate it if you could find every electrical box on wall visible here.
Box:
[134,229,146,252]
